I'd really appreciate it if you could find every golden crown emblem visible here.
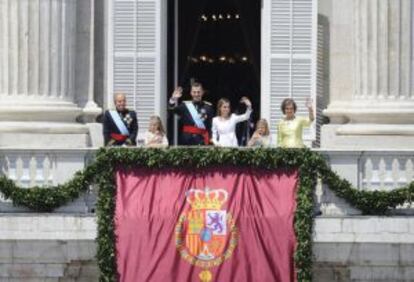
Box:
[186,188,228,210]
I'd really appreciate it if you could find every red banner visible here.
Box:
[115,167,298,282]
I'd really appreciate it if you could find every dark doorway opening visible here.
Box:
[167,0,261,145]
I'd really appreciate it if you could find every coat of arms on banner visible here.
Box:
[175,188,238,282]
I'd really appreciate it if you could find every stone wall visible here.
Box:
[0,241,97,282]
[314,217,414,282]
[1,215,414,281]
[0,215,98,281]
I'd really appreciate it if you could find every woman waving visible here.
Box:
[277,98,314,148]
[212,97,252,147]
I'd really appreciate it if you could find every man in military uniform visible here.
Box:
[169,82,214,145]
[103,93,138,146]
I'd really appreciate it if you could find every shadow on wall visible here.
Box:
[314,14,330,148]
[94,0,105,109]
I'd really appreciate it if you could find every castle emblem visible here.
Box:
[175,188,238,282]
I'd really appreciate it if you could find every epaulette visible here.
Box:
[203,101,212,106]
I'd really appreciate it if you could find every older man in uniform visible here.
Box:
[169,82,214,145]
[103,93,138,146]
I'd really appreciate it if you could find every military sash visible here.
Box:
[184,102,206,129]
[109,110,130,136]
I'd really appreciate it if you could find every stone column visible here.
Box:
[82,0,101,122]
[0,0,100,148]
[322,0,414,149]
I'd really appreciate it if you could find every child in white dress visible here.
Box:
[144,116,169,148]
[211,97,252,147]
[248,119,271,147]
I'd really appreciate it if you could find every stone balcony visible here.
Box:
[317,149,414,216]
[2,147,413,214]
[0,148,413,281]
[0,148,97,213]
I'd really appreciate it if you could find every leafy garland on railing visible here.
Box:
[1,148,414,282]
[0,162,96,212]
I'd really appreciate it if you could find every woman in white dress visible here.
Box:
[211,97,252,147]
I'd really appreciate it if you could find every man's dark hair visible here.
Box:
[191,81,203,89]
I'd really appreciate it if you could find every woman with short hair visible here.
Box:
[277,98,314,148]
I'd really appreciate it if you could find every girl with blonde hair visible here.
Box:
[248,119,271,147]
[144,115,169,147]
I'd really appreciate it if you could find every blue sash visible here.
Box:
[109,110,130,135]
[184,102,206,129]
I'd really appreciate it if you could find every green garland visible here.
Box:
[1,148,414,282]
